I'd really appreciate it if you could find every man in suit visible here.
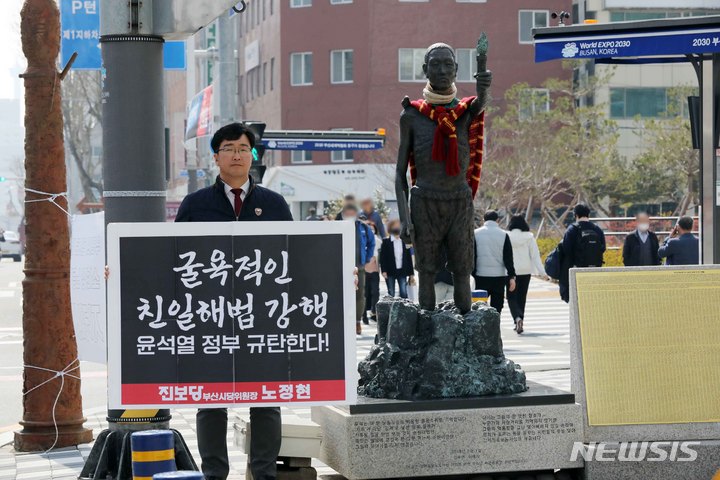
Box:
[176,122,291,480]
[659,215,699,266]
[379,219,414,298]
[622,212,661,267]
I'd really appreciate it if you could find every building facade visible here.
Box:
[575,0,720,158]
[236,0,571,168]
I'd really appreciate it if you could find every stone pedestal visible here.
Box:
[312,383,582,480]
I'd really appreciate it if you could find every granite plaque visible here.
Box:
[312,401,583,479]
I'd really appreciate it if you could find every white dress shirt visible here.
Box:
[392,235,403,269]
[222,178,250,208]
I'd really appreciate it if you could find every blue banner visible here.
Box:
[262,139,384,151]
[60,0,186,70]
[535,27,720,62]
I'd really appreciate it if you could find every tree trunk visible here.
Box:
[14,0,92,451]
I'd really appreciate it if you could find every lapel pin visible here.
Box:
[255,208,263,216]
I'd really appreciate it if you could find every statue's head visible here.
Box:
[423,43,457,91]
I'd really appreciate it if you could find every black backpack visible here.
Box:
[574,222,603,267]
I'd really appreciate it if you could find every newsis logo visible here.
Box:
[570,441,700,462]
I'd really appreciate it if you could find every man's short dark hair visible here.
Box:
[343,194,356,202]
[574,204,591,219]
[483,210,499,222]
[678,216,694,231]
[210,122,256,153]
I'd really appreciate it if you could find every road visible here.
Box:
[0,258,108,436]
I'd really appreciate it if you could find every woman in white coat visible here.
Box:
[507,215,546,334]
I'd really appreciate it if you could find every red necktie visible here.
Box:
[231,188,243,217]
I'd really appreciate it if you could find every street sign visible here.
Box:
[535,26,720,62]
[262,130,385,152]
[60,0,186,70]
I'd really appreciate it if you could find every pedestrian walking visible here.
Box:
[658,215,699,265]
[379,219,414,298]
[175,122,291,480]
[622,212,661,266]
[473,210,516,315]
[342,204,375,335]
[360,197,387,238]
[559,204,606,303]
[363,222,382,324]
[506,215,546,334]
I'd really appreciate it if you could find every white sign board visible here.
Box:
[70,212,107,364]
[245,40,260,72]
[106,221,357,408]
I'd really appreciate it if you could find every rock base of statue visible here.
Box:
[358,297,528,400]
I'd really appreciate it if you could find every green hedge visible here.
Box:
[537,237,623,267]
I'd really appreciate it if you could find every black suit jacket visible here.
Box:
[379,237,414,276]
[622,230,661,266]
[176,175,292,223]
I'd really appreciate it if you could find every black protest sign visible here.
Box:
[107,222,356,407]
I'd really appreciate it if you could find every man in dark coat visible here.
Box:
[176,122,291,480]
[622,212,661,267]
[659,215,699,265]
[559,204,606,303]
[379,219,414,298]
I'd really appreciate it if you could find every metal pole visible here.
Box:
[15,0,92,451]
[101,36,166,223]
[217,12,237,125]
[701,57,716,263]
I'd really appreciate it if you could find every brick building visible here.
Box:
[237,0,571,166]
[178,0,571,216]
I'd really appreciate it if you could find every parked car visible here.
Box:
[0,231,22,262]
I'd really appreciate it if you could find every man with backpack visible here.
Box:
[558,204,606,303]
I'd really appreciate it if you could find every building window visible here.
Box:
[331,50,354,84]
[331,0,352,3]
[610,88,668,118]
[455,48,474,82]
[290,52,313,86]
[519,88,550,120]
[398,48,426,82]
[291,0,311,7]
[291,150,313,164]
[263,62,268,95]
[270,58,275,90]
[331,150,354,163]
[518,10,548,44]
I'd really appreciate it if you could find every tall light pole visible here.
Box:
[15,0,92,451]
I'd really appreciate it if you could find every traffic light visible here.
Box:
[245,121,267,183]
[0,177,5,182]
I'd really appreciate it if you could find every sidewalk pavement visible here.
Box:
[0,278,570,479]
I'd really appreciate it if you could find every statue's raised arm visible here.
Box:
[473,32,492,114]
